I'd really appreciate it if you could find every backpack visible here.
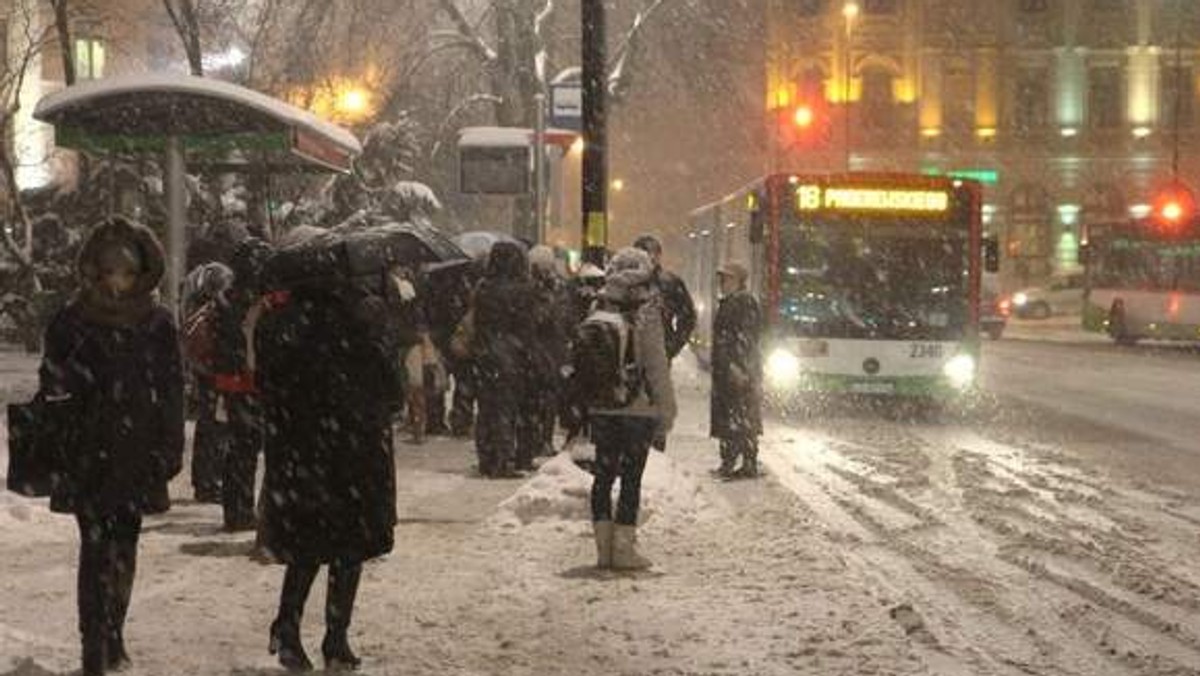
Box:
[573,308,644,410]
[181,301,218,372]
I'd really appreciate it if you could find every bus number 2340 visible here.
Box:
[909,343,944,359]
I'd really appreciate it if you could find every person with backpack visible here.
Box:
[182,262,233,503]
[633,234,697,360]
[709,261,764,479]
[578,247,676,570]
[37,216,184,676]
[212,238,273,532]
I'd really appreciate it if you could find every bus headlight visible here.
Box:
[766,347,802,388]
[942,354,976,389]
[1012,292,1028,307]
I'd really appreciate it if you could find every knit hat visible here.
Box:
[528,244,557,275]
[601,247,653,304]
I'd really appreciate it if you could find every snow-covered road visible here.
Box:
[2,341,1200,675]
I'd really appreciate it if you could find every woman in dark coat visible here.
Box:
[471,241,542,476]
[709,261,764,479]
[255,276,400,672]
[38,216,184,676]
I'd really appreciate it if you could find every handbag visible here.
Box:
[6,394,80,497]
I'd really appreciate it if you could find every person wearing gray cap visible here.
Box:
[710,261,763,479]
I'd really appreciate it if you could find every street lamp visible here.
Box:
[842,2,859,171]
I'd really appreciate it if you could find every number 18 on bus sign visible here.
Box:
[796,184,950,213]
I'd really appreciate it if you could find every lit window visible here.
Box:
[74,37,105,80]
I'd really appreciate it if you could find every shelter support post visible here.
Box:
[165,135,186,314]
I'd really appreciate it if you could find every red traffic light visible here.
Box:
[1151,183,1196,227]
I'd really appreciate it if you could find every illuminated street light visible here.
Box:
[793,105,814,128]
[842,2,859,20]
[611,178,625,192]
[338,87,370,117]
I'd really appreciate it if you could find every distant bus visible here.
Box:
[685,172,997,401]
[1081,219,1200,344]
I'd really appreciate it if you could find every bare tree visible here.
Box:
[46,0,75,85]
[0,3,55,286]
[162,0,205,75]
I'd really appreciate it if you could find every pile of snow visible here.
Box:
[490,449,713,531]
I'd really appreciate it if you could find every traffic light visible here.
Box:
[1151,182,1196,229]
[793,105,814,129]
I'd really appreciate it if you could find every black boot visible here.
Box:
[322,561,363,671]
[711,440,738,478]
[270,564,318,672]
[106,536,137,671]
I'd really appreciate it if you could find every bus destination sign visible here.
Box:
[795,185,950,213]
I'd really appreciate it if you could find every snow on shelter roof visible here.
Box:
[458,126,533,148]
[34,73,362,171]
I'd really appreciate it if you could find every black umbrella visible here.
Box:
[453,230,528,260]
[268,217,467,289]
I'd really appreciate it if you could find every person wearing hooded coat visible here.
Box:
[38,216,184,676]
[254,270,400,672]
[586,247,676,570]
[471,241,544,476]
[709,261,764,479]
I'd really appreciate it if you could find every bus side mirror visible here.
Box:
[983,237,1000,273]
[749,210,764,244]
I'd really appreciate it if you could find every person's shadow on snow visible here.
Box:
[558,565,665,580]
[0,656,68,676]
[230,668,383,676]
[180,539,259,558]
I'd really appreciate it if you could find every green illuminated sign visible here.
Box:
[921,167,999,185]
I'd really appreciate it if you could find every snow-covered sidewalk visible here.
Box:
[1,356,927,676]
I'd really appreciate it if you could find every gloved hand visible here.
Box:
[651,430,667,452]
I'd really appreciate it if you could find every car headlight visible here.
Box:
[943,354,976,389]
[765,347,802,388]
[1012,292,1028,307]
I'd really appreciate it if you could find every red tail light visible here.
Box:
[998,297,1012,316]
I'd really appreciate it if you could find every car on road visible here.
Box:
[1010,273,1085,319]
[980,291,1009,340]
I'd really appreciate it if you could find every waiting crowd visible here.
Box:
[17,216,765,675]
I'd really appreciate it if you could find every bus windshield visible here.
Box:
[778,218,969,340]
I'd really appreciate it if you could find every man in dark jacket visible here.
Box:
[212,237,272,531]
[710,261,764,479]
[39,216,184,676]
[472,241,543,476]
[256,272,400,671]
[633,234,697,360]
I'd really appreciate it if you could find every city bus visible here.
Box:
[685,172,997,401]
[1080,219,1200,344]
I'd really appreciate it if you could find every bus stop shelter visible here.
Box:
[33,73,363,310]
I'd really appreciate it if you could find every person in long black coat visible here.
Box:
[38,216,184,676]
[709,261,764,479]
[527,245,571,456]
[472,241,543,476]
[255,276,399,672]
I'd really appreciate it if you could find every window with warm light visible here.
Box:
[74,36,105,80]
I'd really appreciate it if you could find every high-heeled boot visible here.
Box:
[321,561,363,671]
[269,564,318,672]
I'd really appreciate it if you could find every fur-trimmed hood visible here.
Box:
[75,216,167,327]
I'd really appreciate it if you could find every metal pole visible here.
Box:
[165,135,186,316]
[581,0,607,267]
[844,17,852,171]
[534,92,547,245]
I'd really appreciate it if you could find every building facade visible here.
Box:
[3,0,189,191]
[766,0,1200,288]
